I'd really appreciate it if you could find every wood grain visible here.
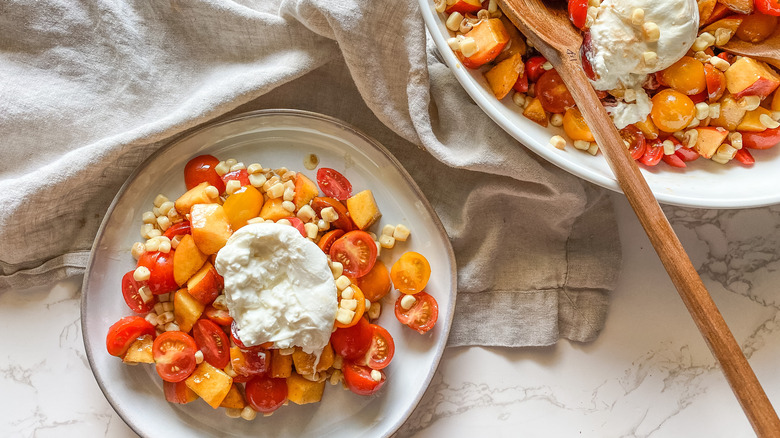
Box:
[496,0,780,435]
[720,26,780,70]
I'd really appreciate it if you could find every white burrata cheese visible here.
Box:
[586,0,698,127]
[214,222,338,355]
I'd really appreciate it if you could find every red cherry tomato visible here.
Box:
[662,153,687,168]
[316,168,353,200]
[525,56,548,83]
[163,221,191,240]
[343,362,386,396]
[152,331,197,382]
[568,0,588,29]
[311,197,355,231]
[742,127,780,150]
[536,70,576,114]
[245,376,287,413]
[193,319,230,369]
[580,31,597,81]
[230,321,248,348]
[675,146,700,162]
[204,305,233,326]
[638,139,664,166]
[756,0,780,16]
[163,381,195,404]
[513,70,529,93]
[330,317,373,361]
[121,270,156,313]
[137,250,177,295]
[232,346,269,381]
[394,292,439,334]
[221,169,250,189]
[329,231,377,278]
[317,229,345,254]
[282,217,307,238]
[184,155,225,193]
[620,125,647,160]
[106,316,156,357]
[358,324,395,370]
[734,148,756,165]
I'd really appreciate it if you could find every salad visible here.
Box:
[105,154,439,420]
[437,0,780,168]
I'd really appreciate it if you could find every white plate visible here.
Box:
[81,109,456,438]
[419,1,780,208]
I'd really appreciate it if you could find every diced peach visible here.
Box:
[345,190,381,230]
[286,373,325,405]
[710,94,747,131]
[190,203,232,255]
[494,16,527,63]
[694,127,730,159]
[291,348,317,376]
[270,349,293,378]
[219,384,246,410]
[259,198,291,222]
[173,234,208,286]
[175,182,218,216]
[724,57,780,99]
[185,362,233,409]
[772,89,780,111]
[173,288,205,333]
[292,174,319,210]
[484,52,524,100]
[122,335,154,364]
[737,107,773,132]
[459,19,509,69]
[230,346,269,377]
[316,343,334,372]
[703,3,731,26]
[702,15,744,35]
[222,185,263,230]
[523,97,548,127]
[186,262,223,305]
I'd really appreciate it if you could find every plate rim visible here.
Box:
[81,108,458,438]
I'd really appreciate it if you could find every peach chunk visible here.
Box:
[173,234,208,286]
[173,288,205,333]
[724,57,780,99]
[693,127,730,159]
[185,362,233,409]
[190,203,232,255]
[174,182,218,216]
[186,262,223,305]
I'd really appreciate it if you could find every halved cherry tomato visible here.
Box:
[525,56,548,82]
[106,316,156,357]
[330,317,373,361]
[153,331,197,382]
[742,127,780,150]
[193,319,230,369]
[359,324,395,370]
[620,125,646,160]
[162,220,191,240]
[568,0,588,29]
[245,376,287,413]
[316,168,352,200]
[221,169,250,189]
[163,380,197,404]
[704,64,726,103]
[311,197,355,231]
[317,229,345,254]
[343,362,386,396]
[204,305,233,326]
[662,153,686,168]
[137,250,177,295]
[580,31,597,81]
[536,70,576,114]
[390,252,431,295]
[230,322,274,350]
[512,70,529,93]
[282,216,307,238]
[756,0,780,16]
[121,270,156,313]
[329,231,377,278]
[638,139,664,166]
[231,346,269,380]
[335,284,366,328]
[184,155,224,193]
[395,292,439,334]
[734,148,756,165]
[356,260,392,302]
[675,147,700,162]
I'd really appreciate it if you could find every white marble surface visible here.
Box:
[3,192,780,437]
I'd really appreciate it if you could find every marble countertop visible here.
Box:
[3,192,779,437]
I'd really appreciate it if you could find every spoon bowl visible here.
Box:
[720,25,780,69]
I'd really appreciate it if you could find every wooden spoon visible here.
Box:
[719,26,780,70]
[496,0,780,435]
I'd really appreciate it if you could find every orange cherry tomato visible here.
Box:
[536,70,576,114]
[620,125,646,160]
[394,292,439,334]
[390,252,431,295]
[246,376,287,413]
[106,316,156,357]
[563,107,595,142]
[650,89,695,133]
[184,155,224,193]
[343,362,386,396]
[153,331,197,382]
[356,260,392,302]
[318,229,345,254]
[329,231,377,278]
[335,284,366,329]
[311,197,355,231]
[222,185,262,230]
[659,56,706,95]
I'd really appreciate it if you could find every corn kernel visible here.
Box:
[276,218,291,226]
[195,350,204,364]
[341,286,355,300]
[643,51,658,66]
[760,114,780,129]
[266,182,285,199]
[142,211,156,224]
[331,262,344,279]
[740,95,761,111]
[512,92,526,108]
[321,206,339,222]
[241,406,257,421]
[225,158,237,168]
[714,28,733,46]
[336,308,355,325]
[282,201,296,212]
[304,222,319,239]
[317,219,330,231]
[249,173,267,188]
[281,171,297,182]
[158,240,171,253]
[145,313,159,326]
[131,242,145,260]
[729,132,743,150]
[138,286,153,303]
[153,194,168,208]
[381,224,395,236]
[230,162,246,172]
[642,22,660,42]
[400,295,417,310]
[335,275,351,290]
[550,113,564,127]
[393,224,411,241]
[459,36,478,58]
[368,302,381,320]
[340,299,358,311]
[225,408,241,419]
[631,8,644,25]
[662,140,676,155]
[379,234,395,249]
[709,55,730,72]
[573,140,590,150]
[247,163,263,174]
[683,129,698,148]
[549,135,567,150]
[370,370,382,382]
[297,204,315,222]
[692,32,715,52]
[215,161,230,176]
[225,180,242,195]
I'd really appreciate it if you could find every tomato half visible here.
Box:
[204,305,233,326]
[638,139,664,166]
[231,346,269,380]
[163,380,197,404]
[395,292,439,334]
[317,229,345,254]
[580,31,597,81]
[121,270,156,313]
[137,250,177,295]
[662,153,686,168]
[335,284,366,329]
[734,148,756,165]
[742,127,780,150]
[106,316,156,357]
[568,0,588,29]
[184,155,225,193]
[675,146,700,162]
[311,197,355,231]
[359,324,395,370]
[356,260,392,302]
[316,168,353,200]
[221,169,250,189]
[536,70,576,114]
[193,319,230,369]
[245,376,288,413]
[283,216,307,238]
[153,331,197,382]
[163,221,191,240]
[756,0,780,16]
[330,317,373,361]
[525,56,548,82]
[513,70,529,93]
[620,125,646,160]
[329,231,377,278]
[343,362,386,396]
[390,252,431,295]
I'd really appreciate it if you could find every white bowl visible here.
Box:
[81,110,456,438]
[419,1,780,208]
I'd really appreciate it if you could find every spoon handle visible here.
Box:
[552,55,780,436]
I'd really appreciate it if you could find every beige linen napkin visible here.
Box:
[0,0,620,346]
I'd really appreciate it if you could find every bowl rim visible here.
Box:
[81,108,458,438]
